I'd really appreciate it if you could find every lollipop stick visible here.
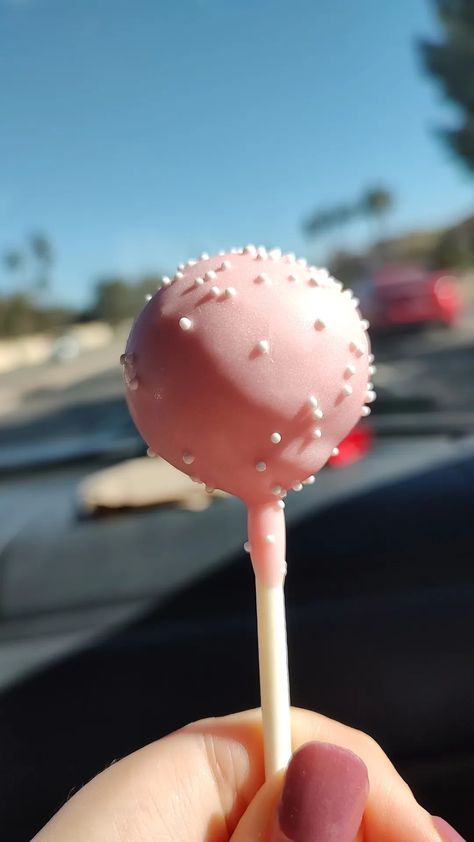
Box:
[248,502,292,778]
[255,575,292,777]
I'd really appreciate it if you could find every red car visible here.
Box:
[360,264,463,331]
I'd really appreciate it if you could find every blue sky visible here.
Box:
[0,0,472,306]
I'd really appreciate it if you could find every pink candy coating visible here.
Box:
[123,248,371,508]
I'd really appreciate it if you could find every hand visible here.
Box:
[33,707,463,842]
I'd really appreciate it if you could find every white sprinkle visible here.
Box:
[145,293,152,301]
[276,500,285,509]
[342,383,353,397]
[288,273,298,282]
[345,363,356,377]
[303,475,315,485]
[368,353,375,363]
[342,288,353,299]
[187,259,197,266]
[200,252,209,260]
[146,447,156,457]
[369,364,377,375]
[352,298,360,308]
[314,318,326,330]
[182,452,195,464]
[244,541,251,553]
[218,250,225,256]
[317,268,330,281]
[220,260,232,270]
[257,339,270,354]
[224,286,237,297]
[195,277,204,286]
[281,560,288,576]
[256,461,267,472]
[205,486,215,493]
[332,447,340,456]
[175,271,184,279]
[270,432,282,444]
[269,248,282,260]
[308,265,318,274]
[285,252,296,263]
[129,378,139,391]
[272,485,282,496]
[210,285,220,297]
[308,395,318,408]
[361,406,371,416]
[255,272,271,285]
[292,482,303,492]
[205,270,217,281]
[190,476,201,483]
[178,263,185,270]
[333,280,343,291]
[179,316,193,331]
[244,244,256,255]
[312,428,322,438]
[366,390,377,403]
[297,257,307,266]
[256,246,267,260]
[281,490,288,498]
[360,319,370,331]
[265,534,275,544]
[312,408,324,419]
[367,381,374,390]
[161,276,171,286]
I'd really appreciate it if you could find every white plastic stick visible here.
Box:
[255,577,292,778]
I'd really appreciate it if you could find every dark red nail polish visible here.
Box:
[278,741,369,842]
[432,815,466,842]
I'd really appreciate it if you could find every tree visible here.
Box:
[361,186,394,247]
[3,249,25,290]
[91,275,163,324]
[420,0,474,172]
[2,232,54,294]
[304,187,394,246]
[30,232,53,291]
[93,278,133,324]
[303,203,355,238]
[361,187,393,222]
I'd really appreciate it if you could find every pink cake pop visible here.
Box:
[122,245,375,776]
[122,246,374,586]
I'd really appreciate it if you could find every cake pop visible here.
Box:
[122,246,375,775]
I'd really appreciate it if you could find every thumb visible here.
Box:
[231,742,368,842]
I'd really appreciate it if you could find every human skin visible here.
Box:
[32,707,455,842]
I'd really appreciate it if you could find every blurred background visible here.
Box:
[0,0,473,838]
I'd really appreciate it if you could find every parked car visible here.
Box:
[359,264,463,331]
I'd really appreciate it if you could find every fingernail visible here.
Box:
[277,741,369,842]
[432,816,466,842]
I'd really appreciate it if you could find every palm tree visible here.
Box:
[359,186,394,250]
[30,232,53,292]
[303,202,357,242]
[3,249,25,291]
